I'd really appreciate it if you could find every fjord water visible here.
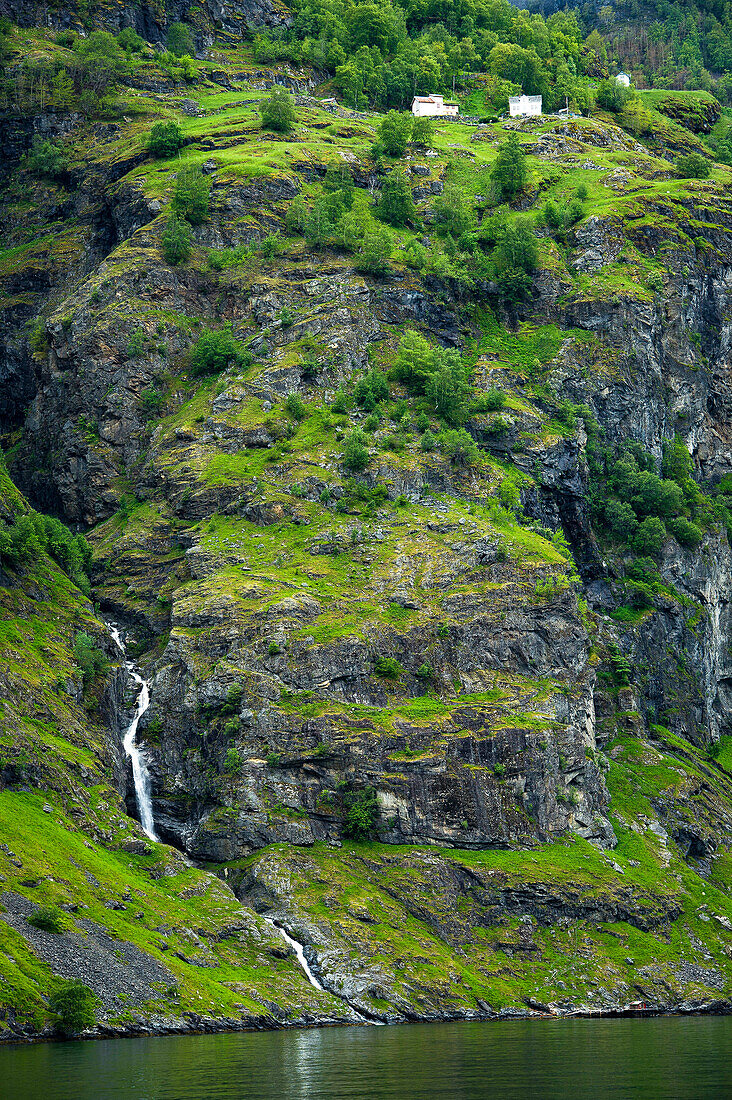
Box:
[3,1017,731,1100]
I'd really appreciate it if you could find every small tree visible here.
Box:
[595,78,634,112]
[354,225,392,274]
[490,134,528,202]
[49,980,98,1036]
[259,87,296,133]
[343,786,378,840]
[148,120,184,158]
[342,430,370,470]
[377,110,413,157]
[171,164,211,225]
[24,137,67,180]
[379,168,414,227]
[411,116,434,145]
[167,21,194,58]
[675,153,711,180]
[438,428,479,466]
[190,328,247,376]
[161,214,192,264]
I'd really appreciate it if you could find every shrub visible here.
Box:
[28,905,65,933]
[331,389,350,414]
[284,393,307,421]
[416,663,433,680]
[266,751,283,766]
[471,387,506,414]
[49,980,98,1035]
[139,387,164,420]
[437,428,479,466]
[354,369,389,410]
[342,430,370,471]
[595,78,635,112]
[223,747,243,774]
[420,430,436,452]
[117,28,145,53]
[268,641,281,655]
[190,328,248,376]
[160,214,192,264]
[630,515,667,555]
[259,87,296,133]
[667,515,703,548]
[411,116,434,145]
[167,21,194,58]
[171,164,211,225]
[377,110,412,157]
[374,655,402,678]
[24,137,67,181]
[148,120,184,158]
[675,153,711,179]
[490,134,528,201]
[343,786,378,840]
[378,168,414,226]
[74,632,108,688]
[354,225,392,274]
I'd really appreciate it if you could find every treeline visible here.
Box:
[253,0,607,112]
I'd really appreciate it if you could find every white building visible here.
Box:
[508,94,542,118]
[411,94,459,118]
[616,72,631,87]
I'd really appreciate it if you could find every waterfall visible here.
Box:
[109,625,158,842]
[265,918,325,991]
[264,918,382,1023]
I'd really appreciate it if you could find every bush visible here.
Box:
[630,516,667,555]
[139,387,164,421]
[490,134,528,201]
[377,110,412,157]
[331,389,350,414]
[595,79,635,112]
[675,153,711,179]
[190,328,248,376]
[24,137,67,181]
[437,428,479,466]
[342,430,370,471]
[420,429,436,452]
[268,641,281,656]
[374,656,402,678]
[148,120,184,158]
[117,28,145,53]
[416,663,433,680]
[378,168,414,227]
[167,21,194,58]
[667,515,703,548]
[49,980,98,1035]
[411,116,434,145]
[284,393,307,421]
[354,225,392,274]
[343,786,378,840]
[160,214,192,264]
[354,370,389,410]
[259,87,296,133]
[74,632,109,688]
[223,747,243,774]
[171,164,211,225]
[471,387,506,414]
[28,905,65,933]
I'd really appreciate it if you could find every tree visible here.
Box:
[167,21,194,58]
[161,214,192,264]
[190,328,248,376]
[49,980,98,1036]
[117,28,145,53]
[148,120,184,158]
[425,360,472,424]
[343,786,378,840]
[377,110,412,157]
[171,164,211,224]
[595,78,634,112]
[494,217,539,274]
[411,116,434,145]
[379,168,414,226]
[675,153,711,179]
[630,516,667,555]
[342,430,370,470]
[354,225,392,274]
[438,428,479,466]
[432,183,474,237]
[490,135,529,202]
[259,87,296,133]
[24,137,67,180]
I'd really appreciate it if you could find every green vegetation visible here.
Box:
[148,121,185,159]
[189,328,250,376]
[259,87,297,133]
[161,215,192,265]
[27,906,65,933]
[171,164,211,225]
[49,981,98,1035]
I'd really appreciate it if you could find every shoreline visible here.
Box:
[3,998,731,1047]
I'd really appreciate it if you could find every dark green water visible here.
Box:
[2,1016,731,1100]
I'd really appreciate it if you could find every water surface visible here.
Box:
[3,1016,731,1099]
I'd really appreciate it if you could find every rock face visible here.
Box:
[3,33,732,1037]
[0,0,292,44]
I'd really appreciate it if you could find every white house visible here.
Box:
[508,94,542,118]
[616,72,631,87]
[411,94,459,118]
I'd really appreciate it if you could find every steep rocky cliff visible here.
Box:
[2,21,732,1040]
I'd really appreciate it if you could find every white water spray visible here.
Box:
[109,625,158,841]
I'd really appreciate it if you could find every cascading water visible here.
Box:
[109,625,158,842]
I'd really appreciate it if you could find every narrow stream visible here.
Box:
[109,625,158,842]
